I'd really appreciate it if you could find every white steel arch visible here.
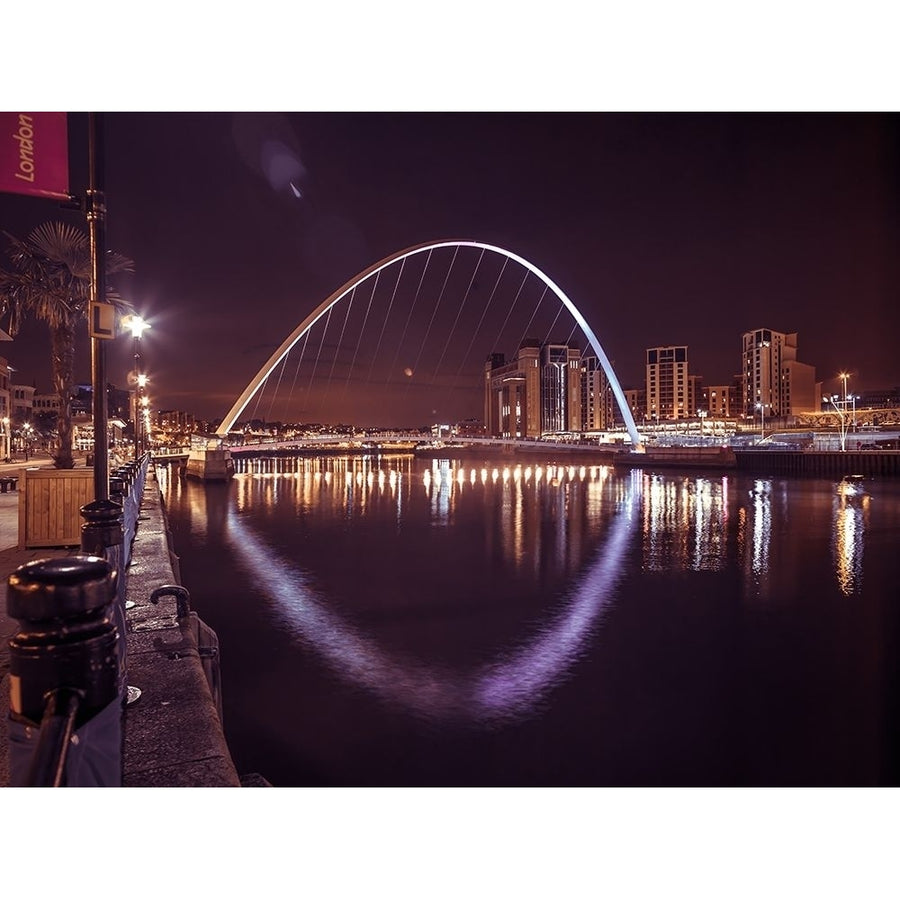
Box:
[216,240,643,448]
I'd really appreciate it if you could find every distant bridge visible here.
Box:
[212,240,644,449]
[151,432,630,463]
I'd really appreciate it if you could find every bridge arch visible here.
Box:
[216,240,642,447]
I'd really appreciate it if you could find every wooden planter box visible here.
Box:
[18,467,94,550]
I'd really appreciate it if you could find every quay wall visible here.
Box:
[121,464,242,786]
[733,450,900,478]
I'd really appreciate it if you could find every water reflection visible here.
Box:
[751,479,771,577]
[224,465,638,726]
[833,478,870,596]
[177,456,877,606]
[233,455,615,583]
[639,473,731,572]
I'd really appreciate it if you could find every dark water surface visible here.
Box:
[156,454,900,786]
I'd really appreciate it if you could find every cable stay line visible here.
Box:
[405,245,460,401]
[387,249,432,385]
[284,328,312,422]
[343,270,380,399]
[451,254,509,393]
[487,268,530,358]
[541,298,567,345]
[265,352,291,424]
[432,247,485,386]
[307,306,333,418]
[367,257,406,386]
[515,285,550,350]
[322,284,357,407]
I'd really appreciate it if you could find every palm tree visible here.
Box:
[0,221,133,468]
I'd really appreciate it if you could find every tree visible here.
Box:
[0,221,133,468]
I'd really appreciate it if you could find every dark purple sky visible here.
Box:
[2,112,898,425]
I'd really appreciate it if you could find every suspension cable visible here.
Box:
[387,249,432,385]
[405,245,460,400]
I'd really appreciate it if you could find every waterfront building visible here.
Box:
[646,345,690,420]
[484,338,582,438]
[620,388,646,428]
[688,374,703,416]
[741,328,817,417]
[580,355,614,431]
[703,383,739,418]
[541,342,582,434]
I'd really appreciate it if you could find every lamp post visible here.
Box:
[839,373,858,434]
[127,315,149,460]
[22,422,33,461]
[756,402,765,442]
[825,394,847,451]
[140,394,150,453]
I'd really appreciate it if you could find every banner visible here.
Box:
[0,112,69,200]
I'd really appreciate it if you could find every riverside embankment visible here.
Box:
[1,456,248,787]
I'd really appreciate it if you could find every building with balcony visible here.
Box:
[646,345,690,420]
[741,329,817,417]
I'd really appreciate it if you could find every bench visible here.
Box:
[0,476,18,492]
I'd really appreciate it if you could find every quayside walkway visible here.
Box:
[1,454,252,787]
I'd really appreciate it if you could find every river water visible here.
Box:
[155,453,900,786]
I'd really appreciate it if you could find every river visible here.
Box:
[155,453,900,786]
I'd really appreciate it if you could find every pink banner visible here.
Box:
[0,112,69,200]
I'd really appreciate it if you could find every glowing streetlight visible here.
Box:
[126,314,150,459]
[22,421,33,461]
[825,393,848,452]
[838,372,858,434]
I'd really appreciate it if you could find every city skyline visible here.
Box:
[2,113,898,425]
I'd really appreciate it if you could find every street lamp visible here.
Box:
[127,315,150,460]
[756,402,766,442]
[22,422,33,461]
[825,393,848,451]
[838,373,858,434]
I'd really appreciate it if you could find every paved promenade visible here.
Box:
[1,453,245,787]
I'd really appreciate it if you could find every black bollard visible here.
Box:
[6,556,122,786]
[80,498,127,693]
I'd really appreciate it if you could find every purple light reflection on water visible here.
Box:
[224,472,637,726]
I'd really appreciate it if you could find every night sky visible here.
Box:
[5,11,899,884]
[3,112,898,425]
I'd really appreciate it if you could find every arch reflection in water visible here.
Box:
[223,469,638,726]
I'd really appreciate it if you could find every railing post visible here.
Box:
[5,556,122,786]
[80,498,127,697]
